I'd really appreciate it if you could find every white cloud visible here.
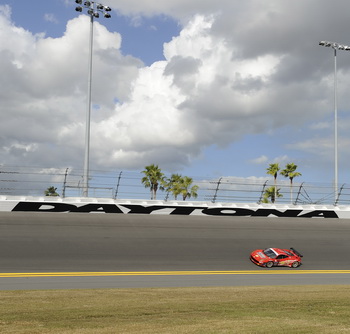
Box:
[272,155,290,165]
[250,155,268,165]
[129,15,143,27]
[2,1,350,182]
[87,14,285,170]
[44,13,58,24]
[251,155,290,167]
[0,11,141,167]
[287,137,332,156]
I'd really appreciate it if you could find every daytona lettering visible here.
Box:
[11,201,339,218]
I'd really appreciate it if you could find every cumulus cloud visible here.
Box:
[89,14,285,170]
[2,0,350,180]
[0,8,141,167]
[87,9,332,171]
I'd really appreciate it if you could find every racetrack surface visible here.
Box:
[1,212,350,289]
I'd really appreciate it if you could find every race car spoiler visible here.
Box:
[290,247,303,257]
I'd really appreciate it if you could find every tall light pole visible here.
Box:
[319,41,350,201]
[75,1,111,197]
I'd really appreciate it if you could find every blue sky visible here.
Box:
[1,0,350,188]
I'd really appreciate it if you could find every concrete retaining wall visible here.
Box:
[1,196,350,218]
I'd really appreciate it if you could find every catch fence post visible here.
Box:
[212,177,222,203]
[258,180,268,203]
[294,182,304,205]
[334,183,344,206]
[62,168,69,198]
[114,171,123,199]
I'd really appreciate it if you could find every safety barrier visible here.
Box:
[1,196,350,218]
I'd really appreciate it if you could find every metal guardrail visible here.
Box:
[1,166,349,205]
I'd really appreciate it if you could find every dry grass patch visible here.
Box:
[0,286,350,333]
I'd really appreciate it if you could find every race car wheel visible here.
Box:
[266,261,274,268]
[291,261,300,268]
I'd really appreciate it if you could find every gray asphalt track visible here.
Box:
[1,212,350,289]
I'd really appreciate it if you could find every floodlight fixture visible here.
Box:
[95,3,112,14]
[319,40,350,51]
[76,1,112,19]
[318,39,350,202]
[319,41,331,47]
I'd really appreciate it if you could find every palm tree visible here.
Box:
[280,163,302,204]
[165,174,199,200]
[262,186,282,204]
[141,164,165,200]
[165,174,183,200]
[179,176,199,201]
[266,163,280,202]
[45,186,59,197]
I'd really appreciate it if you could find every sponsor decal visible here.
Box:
[279,260,293,266]
[10,201,340,218]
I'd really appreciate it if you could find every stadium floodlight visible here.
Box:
[73,1,112,197]
[319,41,331,47]
[319,40,350,202]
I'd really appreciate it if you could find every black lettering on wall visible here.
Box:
[299,210,338,218]
[12,202,76,212]
[251,209,303,217]
[201,208,254,216]
[10,201,340,219]
[70,204,124,213]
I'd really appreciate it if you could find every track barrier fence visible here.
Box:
[1,166,350,205]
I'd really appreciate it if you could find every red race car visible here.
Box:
[250,247,303,268]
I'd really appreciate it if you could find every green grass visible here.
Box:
[1,286,350,333]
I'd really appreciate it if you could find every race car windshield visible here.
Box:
[263,248,277,258]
